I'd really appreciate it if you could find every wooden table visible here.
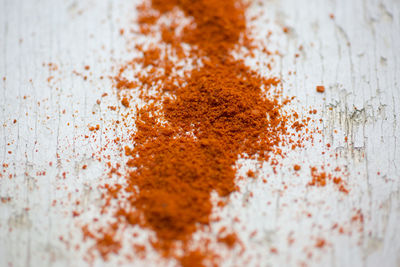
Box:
[1,0,399,266]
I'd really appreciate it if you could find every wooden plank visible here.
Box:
[0,0,399,266]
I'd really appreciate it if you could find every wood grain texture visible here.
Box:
[0,0,399,266]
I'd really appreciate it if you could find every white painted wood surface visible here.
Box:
[0,0,399,266]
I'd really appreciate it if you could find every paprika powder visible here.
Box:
[83,0,310,266]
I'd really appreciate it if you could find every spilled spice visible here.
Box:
[316,85,325,93]
[315,238,326,248]
[80,0,344,266]
[309,166,348,193]
[217,233,239,249]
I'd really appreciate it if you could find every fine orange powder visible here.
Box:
[83,0,309,266]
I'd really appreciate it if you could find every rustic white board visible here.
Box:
[0,0,399,267]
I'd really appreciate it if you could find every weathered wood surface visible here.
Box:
[0,0,399,266]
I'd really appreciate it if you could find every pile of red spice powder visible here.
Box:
[79,0,340,266]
